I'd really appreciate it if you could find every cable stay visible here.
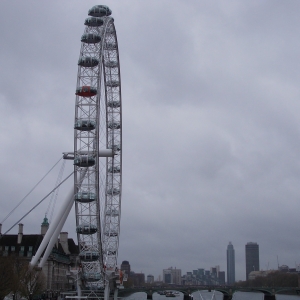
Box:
[45,159,66,224]
[1,171,74,237]
[0,157,63,224]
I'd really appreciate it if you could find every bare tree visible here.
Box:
[0,257,14,300]
[17,264,46,300]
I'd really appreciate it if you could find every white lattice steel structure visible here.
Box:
[64,5,122,297]
[30,6,122,299]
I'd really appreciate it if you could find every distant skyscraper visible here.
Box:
[245,242,259,280]
[121,260,131,276]
[227,242,235,285]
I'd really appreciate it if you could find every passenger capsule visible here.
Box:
[75,192,96,203]
[74,120,96,131]
[76,86,97,97]
[84,17,104,27]
[74,155,95,167]
[107,101,120,108]
[106,80,119,87]
[79,251,100,261]
[108,144,121,151]
[76,224,97,235]
[88,5,112,17]
[104,42,117,50]
[105,230,118,237]
[108,166,121,173]
[78,57,99,67]
[108,122,120,129]
[106,188,120,195]
[105,61,118,68]
[81,33,101,44]
[83,272,102,282]
[106,209,119,216]
[105,27,115,34]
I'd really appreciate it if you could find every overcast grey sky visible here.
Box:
[1,0,300,282]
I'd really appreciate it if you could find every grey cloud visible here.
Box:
[1,0,300,282]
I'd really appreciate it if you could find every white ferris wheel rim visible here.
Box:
[74,7,122,289]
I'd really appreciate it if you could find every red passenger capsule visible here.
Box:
[75,86,97,97]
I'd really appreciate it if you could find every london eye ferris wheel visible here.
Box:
[29,5,122,295]
[65,4,122,290]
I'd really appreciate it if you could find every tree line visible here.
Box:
[236,271,299,287]
[0,257,45,300]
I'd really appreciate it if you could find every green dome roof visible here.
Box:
[41,216,49,226]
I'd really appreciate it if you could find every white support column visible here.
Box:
[30,170,87,268]
[30,188,73,267]
[38,194,74,268]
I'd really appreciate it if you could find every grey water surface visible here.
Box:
[275,295,300,300]
[192,290,224,300]
[232,291,264,300]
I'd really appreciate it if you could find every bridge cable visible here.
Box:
[0,157,63,224]
[1,171,74,236]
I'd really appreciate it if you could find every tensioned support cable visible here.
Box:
[1,171,74,237]
[0,157,63,224]
[47,159,66,223]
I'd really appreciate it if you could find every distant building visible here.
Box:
[248,270,274,280]
[0,220,79,290]
[245,242,259,280]
[133,272,145,286]
[278,265,299,273]
[227,242,235,285]
[279,265,289,272]
[163,267,181,285]
[218,271,225,285]
[181,266,225,286]
[120,261,145,287]
[210,266,219,276]
[210,265,225,285]
[147,274,154,283]
[121,260,131,276]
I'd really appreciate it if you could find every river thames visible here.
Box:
[123,291,300,300]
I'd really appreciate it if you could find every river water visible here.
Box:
[122,291,300,300]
